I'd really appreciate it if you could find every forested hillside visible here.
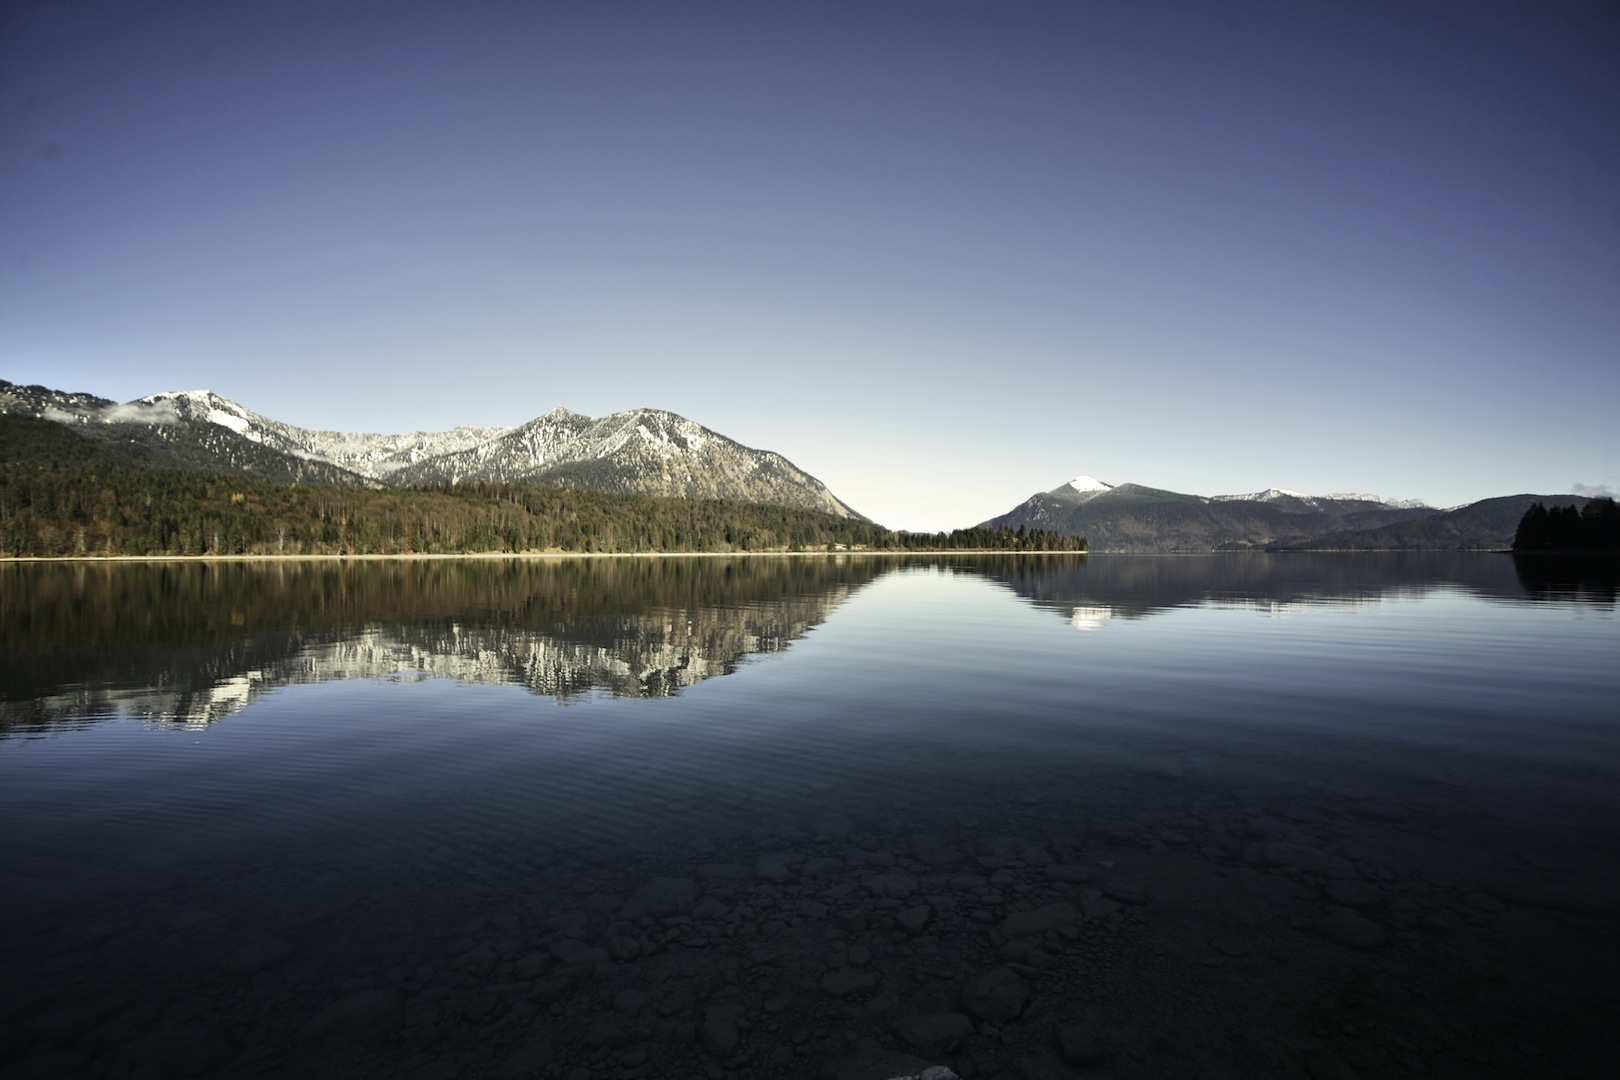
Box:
[0,465,1085,557]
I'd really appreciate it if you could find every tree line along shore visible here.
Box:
[0,464,1086,558]
[1512,497,1619,553]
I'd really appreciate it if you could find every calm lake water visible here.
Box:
[1,553,1616,1080]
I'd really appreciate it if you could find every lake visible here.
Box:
[1,553,1616,1080]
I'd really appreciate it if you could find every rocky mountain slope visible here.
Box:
[1,379,861,518]
[388,406,860,517]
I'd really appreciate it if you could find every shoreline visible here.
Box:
[0,549,1527,563]
[0,548,1089,564]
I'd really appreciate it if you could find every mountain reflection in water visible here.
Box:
[0,552,1584,732]
[1,556,888,729]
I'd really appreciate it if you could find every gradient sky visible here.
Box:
[3,1,1616,531]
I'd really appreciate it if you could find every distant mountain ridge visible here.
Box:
[0,379,861,519]
[1211,487,1390,515]
[1266,494,1595,552]
[982,473,1579,552]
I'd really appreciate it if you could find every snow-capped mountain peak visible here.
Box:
[140,390,264,441]
[1033,474,1115,507]
[1065,475,1112,493]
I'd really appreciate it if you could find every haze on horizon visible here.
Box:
[2,1,1616,532]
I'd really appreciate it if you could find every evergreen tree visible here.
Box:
[1513,502,1550,551]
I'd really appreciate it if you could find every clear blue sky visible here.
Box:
[3,1,1616,531]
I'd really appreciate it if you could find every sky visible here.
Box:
[2,1,1617,531]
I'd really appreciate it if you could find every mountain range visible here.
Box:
[982,475,1591,553]
[3,378,1593,550]
[0,379,861,519]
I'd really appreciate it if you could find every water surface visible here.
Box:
[2,554,1616,1079]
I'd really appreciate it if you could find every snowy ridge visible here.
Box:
[1210,488,1396,514]
[1,381,376,485]
[1212,487,1313,502]
[1211,489,1433,514]
[137,390,514,478]
[2,379,860,519]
